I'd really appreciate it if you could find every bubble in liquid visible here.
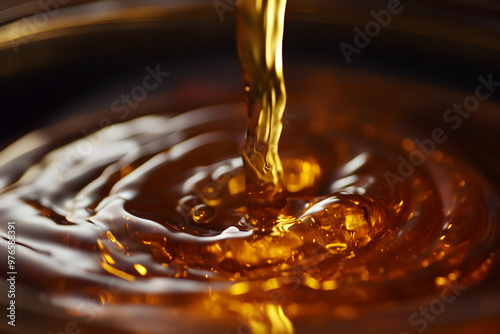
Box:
[295,195,380,250]
[191,204,217,224]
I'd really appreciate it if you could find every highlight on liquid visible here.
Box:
[236,0,288,210]
[1,69,499,333]
[1,1,500,334]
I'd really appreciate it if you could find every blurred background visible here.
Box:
[0,1,499,333]
[0,0,499,147]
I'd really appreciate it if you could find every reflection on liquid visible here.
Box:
[1,65,499,332]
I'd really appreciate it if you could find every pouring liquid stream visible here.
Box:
[236,0,287,216]
[0,0,499,333]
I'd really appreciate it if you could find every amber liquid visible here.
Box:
[1,1,499,334]
[236,0,287,212]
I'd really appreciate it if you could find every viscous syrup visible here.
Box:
[0,1,499,333]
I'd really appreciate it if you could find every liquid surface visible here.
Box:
[1,65,499,333]
[1,1,500,333]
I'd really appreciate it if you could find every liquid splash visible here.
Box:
[1,84,499,332]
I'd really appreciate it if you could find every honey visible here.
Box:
[236,0,287,211]
[0,1,499,334]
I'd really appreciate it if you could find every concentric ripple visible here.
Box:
[0,102,499,333]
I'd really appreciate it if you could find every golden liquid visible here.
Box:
[236,0,287,212]
[1,2,500,334]
[2,71,499,333]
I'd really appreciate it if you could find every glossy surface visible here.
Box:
[1,65,499,333]
[236,0,288,208]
